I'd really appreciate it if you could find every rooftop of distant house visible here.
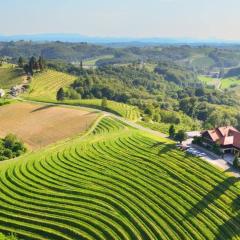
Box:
[202,126,240,149]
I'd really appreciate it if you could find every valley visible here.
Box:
[1,42,240,240]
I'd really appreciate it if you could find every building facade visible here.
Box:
[201,126,240,156]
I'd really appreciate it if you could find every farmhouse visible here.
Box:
[201,126,240,156]
[0,89,5,97]
[9,85,25,97]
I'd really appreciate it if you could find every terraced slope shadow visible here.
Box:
[150,142,176,155]
[215,191,240,240]
[1,116,240,239]
[186,177,240,240]
[30,104,55,112]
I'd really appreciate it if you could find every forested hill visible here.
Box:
[2,41,240,72]
[49,63,240,130]
[2,42,240,132]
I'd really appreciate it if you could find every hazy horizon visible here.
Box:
[2,0,240,41]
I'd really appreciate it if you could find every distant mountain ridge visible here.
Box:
[0,33,239,45]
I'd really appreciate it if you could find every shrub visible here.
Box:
[233,157,239,169]
[192,136,203,145]
[175,130,187,144]
[0,134,26,161]
[168,125,175,138]
[101,97,108,109]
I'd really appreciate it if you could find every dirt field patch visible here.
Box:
[0,102,98,149]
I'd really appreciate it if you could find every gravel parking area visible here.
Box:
[190,144,240,178]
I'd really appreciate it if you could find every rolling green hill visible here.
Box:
[83,55,114,67]
[0,116,239,239]
[24,69,140,121]
[220,77,240,89]
[26,69,77,100]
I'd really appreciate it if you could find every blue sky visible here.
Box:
[1,0,240,40]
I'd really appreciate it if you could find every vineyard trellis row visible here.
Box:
[0,117,239,240]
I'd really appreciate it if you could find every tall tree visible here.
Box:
[29,56,37,75]
[175,130,187,144]
[80,60,83,70]
[101,97,108,109]
[169,125,175,139]
[23,64,30,75]
[56,88,65,101]
[38,56,44,71]
[18,57,24,68]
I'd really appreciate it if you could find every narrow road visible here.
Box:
[192,144,240,178]
[17,98,240,178]
[19,98,167,138]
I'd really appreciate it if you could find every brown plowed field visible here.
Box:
[0,102,98,149]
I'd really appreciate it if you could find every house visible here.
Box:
[9,85,25,97]
[0,89,5,97]
[201,126,240,156]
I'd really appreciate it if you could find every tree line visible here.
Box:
[18,56,45,75]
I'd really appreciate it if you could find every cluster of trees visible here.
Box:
[168,125,187,144]
[56,87,109,110]
[154,62,200,87]
[0,134,26,161]
[18,56,45,75]
[70,76,131,102]
[178,96,240,129]
[141,103,201,130]
[192,136,222,155]
[233,157,240,169]
[57,63,240,130]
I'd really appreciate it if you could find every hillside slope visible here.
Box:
[0,117,239,240]
[0,65,24,89]
[26,69,76,100]
[24,68,140,121]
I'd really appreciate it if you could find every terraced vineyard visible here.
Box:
[24,69,140,121]
[26,69,76,100]
[0,117,240,240]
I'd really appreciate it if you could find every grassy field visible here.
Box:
[0,102,98,149]
[26,69,77,100]
[0,65,24,89]
[220,77,240,89]
[0,116,239,239]
[198,75,219,87]
[83,55,114,66]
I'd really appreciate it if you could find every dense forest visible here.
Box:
[47,62,240,130]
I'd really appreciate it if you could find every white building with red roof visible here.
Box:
[201,126,240,156]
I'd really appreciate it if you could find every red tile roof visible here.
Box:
[203,126,240,149]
